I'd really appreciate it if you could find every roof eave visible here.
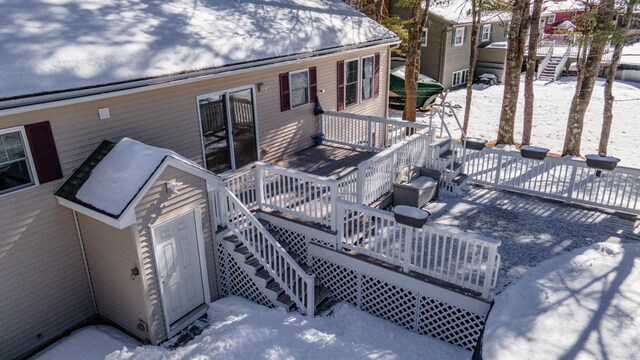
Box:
[0,37,400,114]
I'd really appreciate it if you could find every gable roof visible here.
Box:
[55,138,220,229]
[1,0,398,102]
[430,0,510,24]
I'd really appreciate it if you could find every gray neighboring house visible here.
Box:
[391,0,510,89]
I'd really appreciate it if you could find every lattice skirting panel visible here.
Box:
[215,241,273,309]
[266,223,310,264]
[312,257,485,350]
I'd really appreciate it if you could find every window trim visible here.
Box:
[288,68,310,109]
[421,28,428,46]
[453,27,465,47]
[548,14,555,24]
[481,24,491,42]
[343,57,360,108]
[360,55,376,102]
[452,69,469,87]
[0,126,39,197]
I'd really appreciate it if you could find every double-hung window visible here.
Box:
[289,69,309,109]
[548,14,555,24]
[452,69,469,87]
[481,24,491,42]
[361,56,375,101]
[421,28,428,46]
[453,27,464,46]
[345,59,359,107]
[0,127,36,195]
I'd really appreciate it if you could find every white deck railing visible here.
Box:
[218,187,315,314]
[256,163,339,229]
[320,111,429,150]
[356,129,433,205]
[459,145,640,215]
[224,168,258,208]
[336,201,501,298]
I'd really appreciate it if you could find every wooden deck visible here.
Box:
[270,144,376,179]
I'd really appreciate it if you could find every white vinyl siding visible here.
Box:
[481,24,491,42]
[0,127,36,196]
[289,69,310,108]
[452,69,469,87]
[454,27,464,46]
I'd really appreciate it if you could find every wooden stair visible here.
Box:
[223,219,333,316]
[539,56,562,81]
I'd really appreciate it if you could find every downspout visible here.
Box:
[73,210,98,314]
[439,28,451,83]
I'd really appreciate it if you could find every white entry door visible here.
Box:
[152,209,206,327]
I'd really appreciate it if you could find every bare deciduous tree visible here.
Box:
[599,0,639,156]
[562,0,616,156]
[496,0,529,144]
[522,0,543,145]
[401,0,431,122]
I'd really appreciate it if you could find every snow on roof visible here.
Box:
[541,0,586,15]
[430,0,510,24]
[75,138,194,217]
[554,20,577,29]
[1,0,398,100]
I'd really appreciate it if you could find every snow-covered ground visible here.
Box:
[34,296,470,360]
[32,326,140,360]
[621,41,640,66]
[483,242,640,360]
[390,77,640,168]
[424,187,640,295]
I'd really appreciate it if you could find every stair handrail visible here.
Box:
[537,42,555,80]
[554,44,572,81]
[219,186,315,315]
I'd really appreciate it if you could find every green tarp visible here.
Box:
[389,66,444,107]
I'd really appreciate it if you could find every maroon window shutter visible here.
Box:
[24,121,63,184]
[337,61,345,111]
[309,67,318,103]
[374,53,381,98]
[279,72,290,112]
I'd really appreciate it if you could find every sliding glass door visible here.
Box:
[198,87,258,173]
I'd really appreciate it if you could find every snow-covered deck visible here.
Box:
[424,186,640,296]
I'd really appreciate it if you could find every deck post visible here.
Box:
[356,168,365,204]
[402,225,413,273]
[329,180,339,231]
[367,120,373,150]
[494,153,503,189]
[566,163,578,201]
[335,201,343,251]
[481,245,498,298]
[255,165,265,209]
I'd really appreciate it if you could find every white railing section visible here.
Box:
[554,44,572,80]
[224,167,257,208]
[356,130,433,205]
[320,111,429,150]
[459,145,640,215]
[336,201,501,298]
[337,169,358,203]
[256,163,339,229]
[537,42,555,80]
[218,187,315,314]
